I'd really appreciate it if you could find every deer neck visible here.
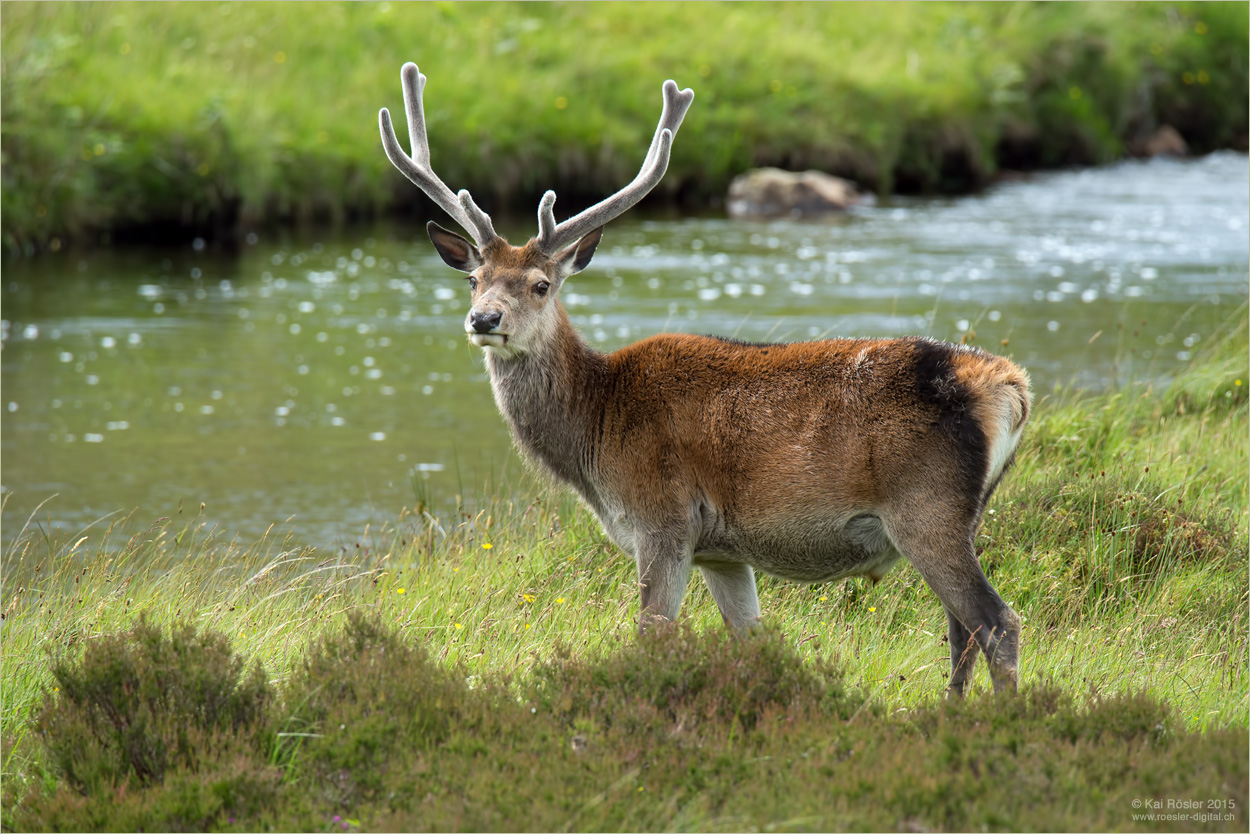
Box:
[483,305,606,492]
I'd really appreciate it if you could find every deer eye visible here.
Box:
[534,281,550,297]
[468,276,478,291]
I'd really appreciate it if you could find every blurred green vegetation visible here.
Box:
[2,1,1247,253]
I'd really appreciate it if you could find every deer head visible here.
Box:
[379,63,693,357]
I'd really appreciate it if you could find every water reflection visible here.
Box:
[2,153,1246,549]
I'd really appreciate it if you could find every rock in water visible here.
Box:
[1136,125,1189,158]
[727,167,860,218]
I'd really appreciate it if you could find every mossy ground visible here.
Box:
[7,614,1247,833]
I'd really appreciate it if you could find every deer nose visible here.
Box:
[470,309,503,333]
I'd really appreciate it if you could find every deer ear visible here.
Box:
[427,221,482,272]
[553,227,602,282]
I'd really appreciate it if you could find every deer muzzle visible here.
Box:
[466,308,507,348]
[470,309,502,333]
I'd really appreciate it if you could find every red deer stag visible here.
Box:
[379,63,1031,696]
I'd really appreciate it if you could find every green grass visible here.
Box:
[3,1,1247,253]
[1,310,1246,830]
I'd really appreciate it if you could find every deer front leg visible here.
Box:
[635,532,693,632]
[699,561,762,631]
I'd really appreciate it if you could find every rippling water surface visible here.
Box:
[2,153,1246,547]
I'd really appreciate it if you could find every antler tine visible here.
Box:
[457,190,499,248]
[643,80,696,172]
[401,62,431,168]
[536,190,558,246]
[378,62,498,248]
[536,80,694,254]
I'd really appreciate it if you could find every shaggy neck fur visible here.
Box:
[483,303,608,502]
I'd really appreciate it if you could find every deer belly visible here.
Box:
[699,514,902,583]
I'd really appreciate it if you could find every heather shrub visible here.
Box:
[531,621,869,742]
[35,616,272,792]
[12,617,278,831]
[276,611,525,815]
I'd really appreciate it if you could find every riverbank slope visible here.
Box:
[2,1,1246,253]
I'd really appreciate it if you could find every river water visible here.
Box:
[2,153,1246,549]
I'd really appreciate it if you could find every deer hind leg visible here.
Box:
[945,610,981,698]
[634,532,694,632]
[883,512,1020,695]
[698,561,761,631]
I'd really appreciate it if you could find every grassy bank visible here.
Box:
[1,309,1246,830]
[3,1,1247,253]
